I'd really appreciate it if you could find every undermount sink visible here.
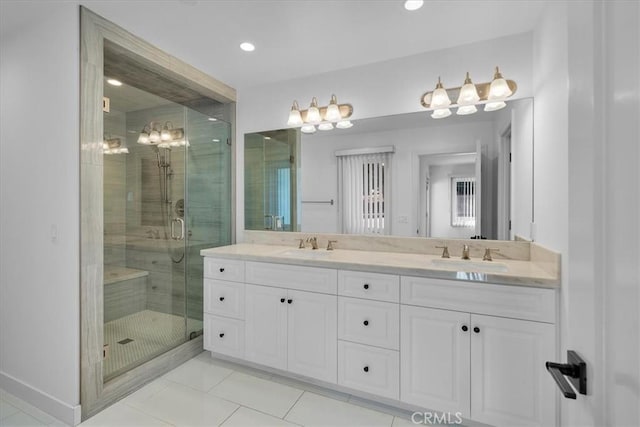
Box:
[279,249,333,259]
[429,258,509,273]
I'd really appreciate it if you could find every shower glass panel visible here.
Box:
[102,78,231,381]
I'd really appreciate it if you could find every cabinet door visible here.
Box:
[470,314,555,427]
[400,305,471,417]
[287,289,337,383]
[244,284,287,370]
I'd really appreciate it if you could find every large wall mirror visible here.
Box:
[245,98,533,241]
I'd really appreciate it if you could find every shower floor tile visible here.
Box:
[103,310,202,380]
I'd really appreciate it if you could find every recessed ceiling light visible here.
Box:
[208,117,217,121]
[404,0,424,11]
[212,139,220,142]
[106,78,123,86]
[240,42,255,52]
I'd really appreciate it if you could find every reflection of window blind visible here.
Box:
[451,177,475,227]
[337,151,392,235]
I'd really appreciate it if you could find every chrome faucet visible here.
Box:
[306,236,319,250]
[461,245,470,260]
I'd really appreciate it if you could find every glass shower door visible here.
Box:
[184,109,232,334]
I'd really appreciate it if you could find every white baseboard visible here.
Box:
[0,371,81,426]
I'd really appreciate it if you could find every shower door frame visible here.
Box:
[80,7,236,420]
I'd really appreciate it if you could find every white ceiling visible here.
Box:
[1,1,549,90]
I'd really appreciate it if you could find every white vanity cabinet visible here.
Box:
[203,258,246,359]
[400,276,557,427]
[244,262,338,384]
[202,252,558,427]
[337,271,401,400]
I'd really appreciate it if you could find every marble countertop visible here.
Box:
[201,243,560,288]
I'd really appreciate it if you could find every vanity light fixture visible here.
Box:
[421,67,517,118]
[287,94,354,133]
[137,121,186,148]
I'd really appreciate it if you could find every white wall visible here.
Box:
[300,121,494,237]
[534,1,640,426]
[238,32,534,239]
[0,1,81,422]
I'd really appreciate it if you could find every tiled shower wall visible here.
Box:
[104,102,232,323]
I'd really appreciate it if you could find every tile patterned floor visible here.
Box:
[103,310,203,381]
[0,352,426,427]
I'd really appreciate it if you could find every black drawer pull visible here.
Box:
[363,366,369,373]
[219,333,225,338]
[363,320,369,326]
[473,327,480,333]
[461,325,468,332]
[219,267,225,272]
[219,296,225,302]
[287,299,293,304]
[363,283,370,290]
[280,298,286,303]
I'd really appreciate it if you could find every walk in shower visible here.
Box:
[101,43,232,381]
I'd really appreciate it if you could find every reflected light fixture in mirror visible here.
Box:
[287,94,354,133]
[421,67,517,118]
[137,121,186,147]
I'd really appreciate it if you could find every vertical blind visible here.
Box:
[337,151,392,235]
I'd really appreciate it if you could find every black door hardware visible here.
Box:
[219,296,225,301]
[219,333,225,338]
[280,298,286,303]
[219,267,225,272]
[461,325,468,332]
[287,299,293,304]
[363,284,370,290]
[363,366,369,372]
[546,350,587,399]
[473,327,480,333]
[363,320,369,326]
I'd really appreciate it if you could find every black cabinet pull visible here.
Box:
[473,327,480,333]
[363,320,369,326]
[461,325,468,332]
[287,299,293,304]
[280,298,286,303]
[219,296,225,301]
[363,283,370,290]
[219,333,225,338]
[219,267,225,272]
[363,366,369,372]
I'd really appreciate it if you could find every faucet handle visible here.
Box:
[483,248,500,261]
[435,245,450,258]
[298,239,306,249]
[327,240,338,251]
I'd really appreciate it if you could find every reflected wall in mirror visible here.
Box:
[245,129,301,231]
[245,98,533,241]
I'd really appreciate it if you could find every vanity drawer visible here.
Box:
[204,314,245,359]
[204,279,244,320]
[338,340,399,400]
[401,276,556,323]
[338,297,399,350]
[204,257,245,282]
[338,270,399,303]
[245,261,337,295]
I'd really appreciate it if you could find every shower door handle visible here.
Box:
[171,218,185,240]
